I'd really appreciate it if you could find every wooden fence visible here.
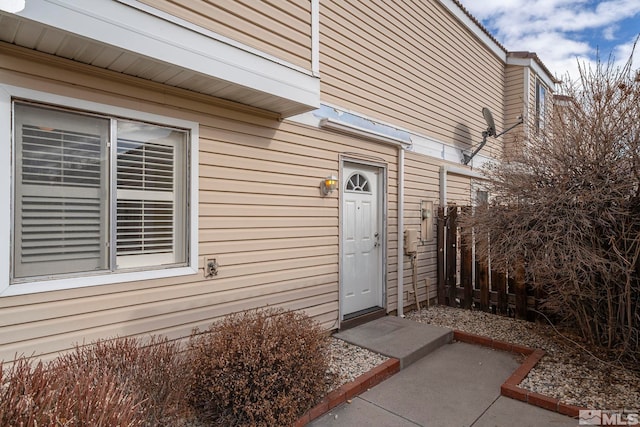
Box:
[436,205,541,320]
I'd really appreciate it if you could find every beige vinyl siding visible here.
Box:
[504,65,525,159]
[0,44,398,361]
[320,0,511,313]
[505,65,525,125]
[402,152,440,307]
[138,0,312,70]
[320,0,505,160]
[444,174,472,205]
[401,151,471,310]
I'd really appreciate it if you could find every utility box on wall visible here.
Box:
[421,200,434,242]
[404,228,419,254]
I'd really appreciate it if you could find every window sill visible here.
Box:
[1,266,199,297]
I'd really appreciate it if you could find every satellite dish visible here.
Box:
[482,107,496,137]
[463,106,523,165]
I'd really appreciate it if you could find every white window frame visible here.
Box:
[0,84,199,296]
[535,79,547,133]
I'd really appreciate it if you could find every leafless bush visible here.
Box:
[0,336,189,426]
[55,336,190,426]
[463,48,640,366]
[1,313,333,426]
[183,308,334,426]
[0,355,145,426]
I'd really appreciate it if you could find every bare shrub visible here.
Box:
[0,355,144,426]
[463,48,640,367]
[184,308,333,426]
[0,336,189,426]
[0,358,54,426]
[55,336,189,426]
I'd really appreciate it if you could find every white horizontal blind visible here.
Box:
[13,103,109,279]
[116,124,186,268]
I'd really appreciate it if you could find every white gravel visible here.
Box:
[326,337,388,389]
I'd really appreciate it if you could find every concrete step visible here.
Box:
[334,315,453,369]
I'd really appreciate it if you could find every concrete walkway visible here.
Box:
[310,317,577,427]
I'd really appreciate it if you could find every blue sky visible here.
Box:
[458,0,640,82]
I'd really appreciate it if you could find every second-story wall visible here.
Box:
[503,57,556,160]
[138,0,313,71]
[505,65,525,129]
[504,64,526,159]
[319,0,506,160]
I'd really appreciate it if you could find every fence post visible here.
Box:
[460,207,473,309]
[477,258,490,312]
[514,261,527,320]
[437,207,446,305]
[446,206,458,306]
[494,270,507,315]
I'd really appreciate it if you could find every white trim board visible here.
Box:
[507,56,557,92]
[289,105,493,166]
[439,0,506,62]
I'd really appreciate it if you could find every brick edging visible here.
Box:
[294,358,400,427]
[454,330,585,418]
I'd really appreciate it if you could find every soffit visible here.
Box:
[0,0,320,118]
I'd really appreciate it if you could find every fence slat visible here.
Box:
[494,270,508,315]
[514,261,527,320]
[435,204,540,322]
[460,207,473,309]
[477,259,490,311]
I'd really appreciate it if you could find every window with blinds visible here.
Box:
[12,102,188,282]
[13,104,109,279]
[115,122,186,269]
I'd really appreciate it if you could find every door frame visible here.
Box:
[339,156,387,324]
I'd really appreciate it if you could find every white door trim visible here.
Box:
[339,157,387,323]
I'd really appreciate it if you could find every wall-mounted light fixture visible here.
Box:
[321,175,338,196]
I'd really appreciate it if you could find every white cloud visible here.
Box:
[458,0,640,81]
[612,36,640,70]
[603,26,618,41]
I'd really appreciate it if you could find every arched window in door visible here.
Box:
[345,172,370,193]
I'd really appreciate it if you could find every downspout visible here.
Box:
[523,67,531,140]
[439,166,448,207]
[397,147,405,317]
[310,0,319,77]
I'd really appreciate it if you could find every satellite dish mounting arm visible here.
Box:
[463,107,523,165]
